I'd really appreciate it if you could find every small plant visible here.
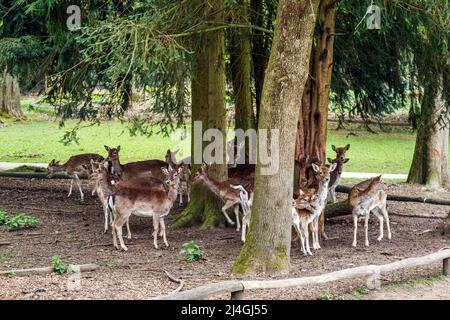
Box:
[179,241,204,262]
[5,214,38,231]
[0,210,7,224]
[351,288,369,297]
[321,291,334,300]
[52,255,69,275]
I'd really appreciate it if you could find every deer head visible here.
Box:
[328,144,350,164]
[162,165,183,189]
[47,159,63,176]
[192,163,209,184]
[311,162,337,185]
[104,145,121,161]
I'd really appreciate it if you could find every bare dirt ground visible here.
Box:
[0,177,449,300]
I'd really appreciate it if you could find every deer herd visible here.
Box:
[46,142,392,255]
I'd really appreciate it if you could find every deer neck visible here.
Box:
[201,174,221,198]
[167,180,180,203]
[330,161,344,186]
[316,179,330,206]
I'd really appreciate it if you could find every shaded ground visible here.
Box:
[0,177,449,300]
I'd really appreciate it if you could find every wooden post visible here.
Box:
[443,258,450,276]
[231,290,244,300]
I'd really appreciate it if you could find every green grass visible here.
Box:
[0,100,448,174]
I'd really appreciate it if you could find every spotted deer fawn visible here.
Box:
[104,145,169,181]
[47,153,104,201]
[292,162,337,255]
[108,165,182,251]
[327,144,350,203]
[165,149,191,205]
[349,175,391,247]
[192,164,253,232]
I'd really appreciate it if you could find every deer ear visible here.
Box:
[311,163,320,172]
[327,157,333,164]
[104,145,110,151]
[329,162,337,172]
[49,159,55,165]
[332,145,336,152]
[117,146,121,152]
[344,158,350,163]
[345,144,350,151]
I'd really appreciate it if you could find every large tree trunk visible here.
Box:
[233,0,320,275]
[0,70,23,118]
[172,0,228,229]
[230,0,255,131]
[295,0,337,188]
[407,75,449,189]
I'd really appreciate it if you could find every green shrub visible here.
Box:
[0,210,7,224]
[5,214,38,231]
[52,256,69,275]
[179,240,204,262]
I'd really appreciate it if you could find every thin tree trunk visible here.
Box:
[231,0,255,131]
[0,70,23,118]
[407,75,448,188]
[233,0,320,275]
[172,0,228,229]
[295,0,337,188]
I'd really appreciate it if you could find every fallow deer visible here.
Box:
[349,175,392,247]
[165,149,191,205]
[108,165,182,251]
[291,162,337,255]
[230,184,253,242]
[192,164,253,232]
[104,145,168,181]
[327,144,350,203]
[47,153,104,201]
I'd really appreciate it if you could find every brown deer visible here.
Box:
[291,162,337,254]
[108,165,182,251]
[192,164,253,232]
[165,149,191,205]
[47,153,104,201]
[349,175,391,247]
[104,145,168,181]
[327,144,350,203]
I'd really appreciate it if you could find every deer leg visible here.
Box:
[159,217,169,247]
[364,213,370,247]
[103,201,109,233]
[241,218,247,243]
[153,216,160,249]
[373,209,384,241]
[74,174,84,201]
[68,179,74,197]
[179,191,183,206]
[319,212,329,240]
[126,218,132,239]
[352,214,358,247]
[113,215,128,251]
[302,222,312,255]
[381,203,392,240]
[221,201,236,226]
[234,204,241,232]
[111,214,119,250]
[293,220,306,255]
[312,217,321,250]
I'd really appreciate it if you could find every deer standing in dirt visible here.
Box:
[291,163,337,255]
[165,149,191,205]
[327,144,350,203]
[108,165,182,251]
[104,145,168,181]
[349,175,391,247]
[230,184,253,242]
[47,153,104,201]
[192,164,253,232]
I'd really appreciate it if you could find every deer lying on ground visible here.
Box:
[108,165,182,251]
[349,175,391,247]
[192,164,253,232]
[104,145,168,181]
[327,144,350,203]
[165,149,191,205]
[47,153,104,201]
[291,162,337,255]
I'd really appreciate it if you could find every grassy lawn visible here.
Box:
[0,102,448,174]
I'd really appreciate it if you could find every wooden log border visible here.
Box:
[152,249,450,300]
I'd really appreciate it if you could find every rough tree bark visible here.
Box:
[233,0,320,275]
[295,0,337,188]
[172,0,228,229]
[407,75,449,189]
[0,70,23,118]
[230,0,255,131]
